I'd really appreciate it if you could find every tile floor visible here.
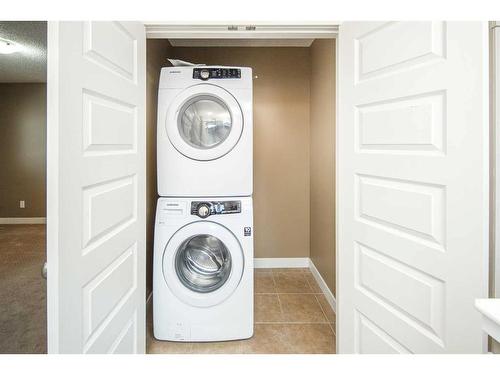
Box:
[0,224,335,354]
[147,268,336,354]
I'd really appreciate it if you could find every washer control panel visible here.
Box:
[191,200,241,218]
[193,68,241,80]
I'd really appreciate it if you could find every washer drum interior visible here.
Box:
[175,234,232,293]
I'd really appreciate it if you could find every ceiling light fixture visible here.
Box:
[0,39,21,54]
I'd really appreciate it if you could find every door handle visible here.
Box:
[41,262,47,279]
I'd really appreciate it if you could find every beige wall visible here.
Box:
[146,39,173,296]
[172,47,311,259]
[0,83,46,218]
[146,44,337,294]
[309,40,336,294]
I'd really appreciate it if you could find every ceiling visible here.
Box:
[0,21,47,83]
[169,38,315,47]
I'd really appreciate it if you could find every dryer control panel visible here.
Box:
[191,200,241,219]
[193,68,241,80]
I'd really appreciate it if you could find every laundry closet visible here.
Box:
[145,38,337,306]
[36,21,490,354]
[145,36,337,348]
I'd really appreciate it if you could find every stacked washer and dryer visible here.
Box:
[153,66,254,342]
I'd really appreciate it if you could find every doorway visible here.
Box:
[42,21,490,354]
[145,36,337,354]
[0,21,48,354]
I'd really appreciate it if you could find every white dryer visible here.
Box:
[157,66,253,197]
[153,196,253,342]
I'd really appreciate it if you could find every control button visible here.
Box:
[197,204,211,218]
[200,69,210,80]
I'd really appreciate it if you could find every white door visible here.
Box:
[338,22,489,353]
[47,21,146,353]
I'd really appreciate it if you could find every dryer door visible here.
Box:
[165,84,244,161]
[163,221,244,307]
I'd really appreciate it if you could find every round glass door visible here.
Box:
[175,234,232,293]
[163,221,244,307]
[166,84,244,161]
[178,96,232,149]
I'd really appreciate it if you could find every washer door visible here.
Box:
[166,84,244,161]
[163,221,244,307]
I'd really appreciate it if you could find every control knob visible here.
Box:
[200,69,210,80]
[197,203,211,218]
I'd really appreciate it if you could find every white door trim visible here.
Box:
[493,22,500,298]
[46,21,60,353]
[143,22,339,40]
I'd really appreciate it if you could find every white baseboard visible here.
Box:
[254,257,310,268]
[0,217,46,224]
[309,258,337,313]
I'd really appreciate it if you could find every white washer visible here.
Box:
[157,66,253,197]
[153,196,253,342]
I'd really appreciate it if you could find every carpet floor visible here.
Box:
[0,224,46,354]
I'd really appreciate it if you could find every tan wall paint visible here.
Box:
[309,40,336,294]
[0,83,46,218]
[146,39,173,296]
[171,47,311,259]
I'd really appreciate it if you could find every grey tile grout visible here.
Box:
[254,270,278,294]
[275,290,285,322]
[270,269,277,292]
[301,272,315,293]
[256,292,328,324]
[329,323,336,335]
[149,272,336,354]
[273,271,314,294]
[314,294,331,326]
[302,272,336,326]
[304,273,315,291]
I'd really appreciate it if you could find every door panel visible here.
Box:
[355,22,446,82]
[355,311,411,354]
[47,21,146,353]
[338,21,489,353]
